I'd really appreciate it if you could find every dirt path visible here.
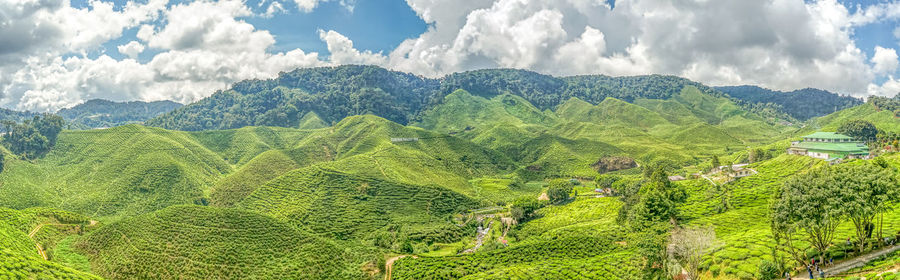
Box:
[27,220,98,261]
[384,255,417,280]
[28,223,49,260]
[793,245,900,279]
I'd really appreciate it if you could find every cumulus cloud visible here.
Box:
[0,0,165,62]
[389,0,883,97]
[869,77,900,97]
[319,30,387,66]
[117,41,145,59]
[872,46,899,75]
[1,0,324,111]
[292,0,355,13]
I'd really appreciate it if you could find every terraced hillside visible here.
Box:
[75,205,366,279]
[0,208,100,279]
[239,166,480,242]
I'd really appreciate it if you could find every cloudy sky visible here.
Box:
[1,0,899,111]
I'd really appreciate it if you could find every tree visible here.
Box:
[668,226,721,280]
[1,114,64,159]
[710,155,721,171]
[0,152,4,173]
[771,167,844,265]
[546,179,573,205]
[834,163,900,253]
[837,119,879,141]
[630,169,687,228]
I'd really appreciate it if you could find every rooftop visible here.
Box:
[802,132,854,140]
[791,141,869,153]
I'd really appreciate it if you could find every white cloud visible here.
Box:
[1,0,324,111]
[872,46,899,75]
[318,30,387,66]
[292,0,354,13]
[389,0,883,97]
[117,41,145,59]
[263,1,286,18]
[868,77,900,98]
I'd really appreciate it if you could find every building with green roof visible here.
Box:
[787,132,870,161]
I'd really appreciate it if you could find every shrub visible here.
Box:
[756,260,780,280]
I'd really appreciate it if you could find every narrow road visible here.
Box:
[384,255,417,280]
[27,220,97,261]
[793,245,900,279]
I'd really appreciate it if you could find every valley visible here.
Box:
[1,66,899,279]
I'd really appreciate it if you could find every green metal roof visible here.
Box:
[802,132,854,140]
[791,142,869,153]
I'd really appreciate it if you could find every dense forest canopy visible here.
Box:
[57,99,183,129]
[716,85,862,120]
[147,65,804,131]
[0,114,64,159]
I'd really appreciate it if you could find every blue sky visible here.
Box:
[3,0,900,111]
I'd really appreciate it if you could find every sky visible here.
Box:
[1,0,899,112]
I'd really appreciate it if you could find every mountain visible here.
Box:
[56,99,182,129]
[716,85,862,121]
[147,65,794,131]
[0,108,36,123]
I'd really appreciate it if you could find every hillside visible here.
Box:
[75,205,367,279]
[717,85,862,120]
[147,66,794,131]
[0,208,101,279]
[57,99,182,129]
[238,166,480,242]
[0,125,232,220]
[0,108,36,123]
[804,102,900,134]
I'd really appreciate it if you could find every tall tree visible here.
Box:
[771,167,843,265]
[834,163,900,252]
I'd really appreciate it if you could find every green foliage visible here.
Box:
[547,179,574,205]
[837,119,880,141]
[393,198,642,279]
[238,166,479,242]
[1,114,64,159]
[771,166,844,264]
[75,205,368,279]
[57,99,182,129]
[716,85,861,121]
[756,259,780,280]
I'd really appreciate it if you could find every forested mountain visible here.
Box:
[147,65,793,131]
[57,99,182,129]
[716,85,862,120]
[0,108,35,123]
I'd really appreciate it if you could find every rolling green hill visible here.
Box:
[805,102,900,134]
[0,125,231,221]
[75,205,367,279]
[238,166,479,243]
